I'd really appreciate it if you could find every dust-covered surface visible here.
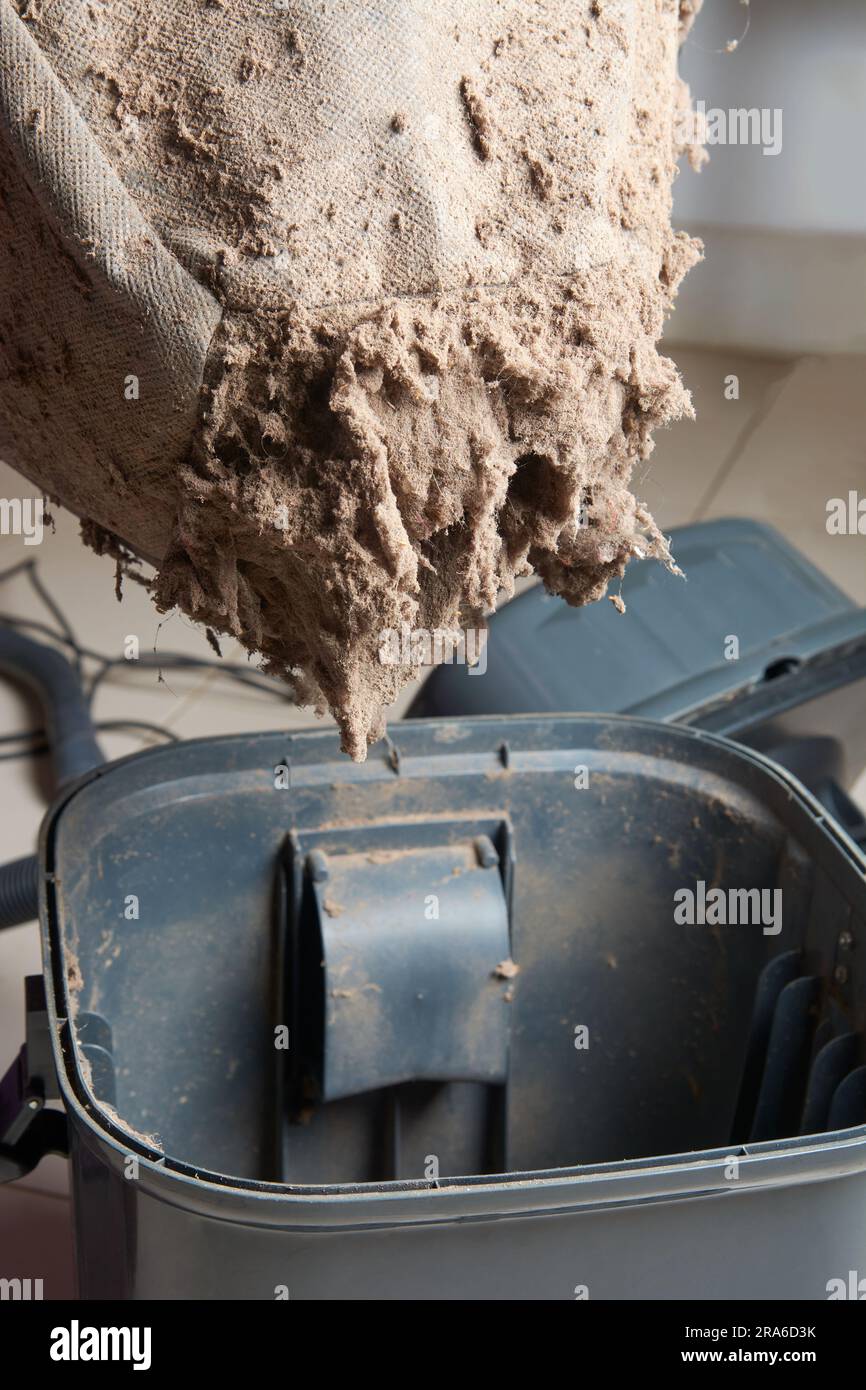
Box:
[0,0,703,758]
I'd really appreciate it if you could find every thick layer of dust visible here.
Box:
[153,2,703,758]
[157,260,698,758]
[4,0,704,758]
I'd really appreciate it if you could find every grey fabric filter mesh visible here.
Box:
[0,0,703,757]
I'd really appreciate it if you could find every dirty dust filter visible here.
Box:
[0,0,703,756]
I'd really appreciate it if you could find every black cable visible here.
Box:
[0,612,77,648]
[27,564,83,678]
[96,719,179,744]
[0,560,298,930]
[0,720,178,765]
[0,611,291,703]
[0,610,290,703]
[0,743,49,764]
[84,653,288,704]
[0,560,292,704]
[0,559,88,673]
[0,559,298,777]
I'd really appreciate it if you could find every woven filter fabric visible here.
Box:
[0,0,703,757]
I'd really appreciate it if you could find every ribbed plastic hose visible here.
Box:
[0,853,41,929]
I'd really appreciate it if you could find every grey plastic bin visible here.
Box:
[17,715,866,1299]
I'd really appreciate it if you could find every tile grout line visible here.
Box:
[689,356,804,524]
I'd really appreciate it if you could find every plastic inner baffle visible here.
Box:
[279,820,514,1109]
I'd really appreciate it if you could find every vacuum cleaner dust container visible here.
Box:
[13,715,866,1298]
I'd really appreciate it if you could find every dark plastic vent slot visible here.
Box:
[749,976,821,1142]
[827,1066,866,1131]
[799,1033,859,1136]
[730,951,801,1144]
[735,949,866,1144]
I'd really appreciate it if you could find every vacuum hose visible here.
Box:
[0,854,41,931]
[0,629,103,928]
